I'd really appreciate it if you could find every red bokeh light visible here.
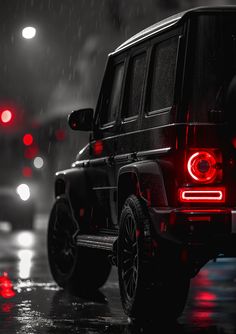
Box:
[24,145,39,159]
[22,166,33,177]
[0,272,15,299]
[55,129,66,141]
[93,140,103,156]
[23,133,33,146]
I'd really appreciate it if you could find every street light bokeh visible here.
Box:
[0,109,13,124]
[22,26,36,39]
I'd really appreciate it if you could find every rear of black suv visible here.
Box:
[47,7,236,323]
[182,11,236,252]
[148,10,236,277]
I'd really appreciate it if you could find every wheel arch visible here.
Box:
[54,167,91,222]
[117,160,168,219]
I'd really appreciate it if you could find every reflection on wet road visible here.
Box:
[0,223,236,333]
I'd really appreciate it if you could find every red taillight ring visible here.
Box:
[187,151,217,183]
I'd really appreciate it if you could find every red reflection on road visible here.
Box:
[1,302,14,313]
[194,268,211,287]
[195,291,217,309]
[189,268,217,325]
[196,291,216,302]
[0,272,15,299]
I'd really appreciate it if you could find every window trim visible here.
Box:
[144,106,171,118]
[122,114,139,124]
[99,120,116,130]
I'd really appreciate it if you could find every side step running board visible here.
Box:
[75,234,117,251]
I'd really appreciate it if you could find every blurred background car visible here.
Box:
[0,182,35,230]
[0,128,36,230]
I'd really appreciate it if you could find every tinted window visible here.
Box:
[148,36,178,113]
[189,14,236,122]
[100,61,124,126]
[123,53,146,119]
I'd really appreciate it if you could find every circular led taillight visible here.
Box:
[187,151,217,183]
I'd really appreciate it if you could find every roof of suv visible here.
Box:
[114,6,236,53]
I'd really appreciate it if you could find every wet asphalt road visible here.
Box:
[0,219,236,334]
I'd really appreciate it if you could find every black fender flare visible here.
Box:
[54,167,91,223]
[117,160,168,218]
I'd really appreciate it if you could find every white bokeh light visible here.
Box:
[17,232,34,248]
[22,26,36,39]
[33,156,44,169]
[16,184,30,201]
[18,250,33,279]
[1,110,12,123]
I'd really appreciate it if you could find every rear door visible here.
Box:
[91,52,127,228]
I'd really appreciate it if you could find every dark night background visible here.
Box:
[0,0,234,125]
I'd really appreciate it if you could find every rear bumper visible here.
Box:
[149,207,236,254]
[148,207,236,277]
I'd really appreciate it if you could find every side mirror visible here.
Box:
[68,108,93,131]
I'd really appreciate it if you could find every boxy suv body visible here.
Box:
[47,6,236,320]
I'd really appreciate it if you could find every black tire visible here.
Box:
[117,195,190,321]
[47,196,111,292]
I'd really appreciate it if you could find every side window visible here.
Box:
[147,36,179,113]
[100,61,125,126]
[123,52,146,119]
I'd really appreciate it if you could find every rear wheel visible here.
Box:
[47,196,111,292]
[118,195,190,321]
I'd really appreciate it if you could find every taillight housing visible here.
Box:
[187,150,222,184]
[178,149,224,204]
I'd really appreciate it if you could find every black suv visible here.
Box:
[47,6,236,321]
